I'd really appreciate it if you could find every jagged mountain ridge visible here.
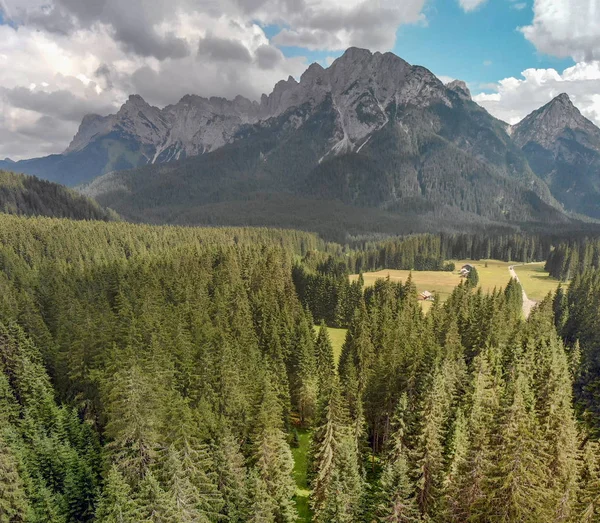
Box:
[76,48,575,237]
[6,47,600,234]
[1,48,510,187]
[512,93,600,218]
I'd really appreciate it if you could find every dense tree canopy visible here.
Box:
[1,213,600,522]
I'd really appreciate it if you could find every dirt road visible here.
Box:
[509,265,537,318]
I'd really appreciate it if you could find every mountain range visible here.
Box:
[2,47,600,236]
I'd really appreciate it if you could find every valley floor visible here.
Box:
[350,259,562,315]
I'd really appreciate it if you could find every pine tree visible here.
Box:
[253,375,297,523]
[95,465,139,523]
[310,378,363,523]
[477,367,552,522]
[376,395,420,523]
[0,435,29,523]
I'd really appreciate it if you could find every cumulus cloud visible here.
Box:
[521,0,600,62]
[272,0,426,51]
[0,0,427,159]
[458,0,488,12]
[473,62,600,125]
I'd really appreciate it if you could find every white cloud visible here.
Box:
[483,59,492,66]
[521,0,600,61]
[473,61,600,125]
[458,0,488,12]
[438,75,456,84]
[0,0,428,159]
[510,2,527,10]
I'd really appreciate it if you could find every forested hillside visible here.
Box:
[0,170,117,221]
[2,215,600,521]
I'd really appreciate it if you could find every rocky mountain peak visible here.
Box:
[64,113,116,154]
[446,80,471,100]
[512,92,599,149]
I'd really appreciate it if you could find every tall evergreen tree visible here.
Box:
[310,378,363,523]
[477,367,552,522]
[95,465,139,523]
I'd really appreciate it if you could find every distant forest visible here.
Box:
[0,170,117,221]
[2,215,600,522]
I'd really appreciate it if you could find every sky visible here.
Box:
[1,0,600,160]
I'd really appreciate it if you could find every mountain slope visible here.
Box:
[512,93,600,218]
[80,49,568,236]
[0,170,116,221]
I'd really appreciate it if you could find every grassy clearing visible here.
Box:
[513,262,562,301]
[348,259,561,310]
[326,327,347,365]
[350,269,461,306]
[454,259,514,294]
[292,429,312,522]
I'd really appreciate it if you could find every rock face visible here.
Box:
[446,80,471,101]
[512,93,600,217]
[1,48,459,186]
[79,48,572,233]
[6,47,597,230]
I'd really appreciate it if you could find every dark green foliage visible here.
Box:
[466,266,479,287]
[0,213,599,522]
[545,237,600,280]
[0,170,116,221]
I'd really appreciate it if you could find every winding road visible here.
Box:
[509,265,537,318]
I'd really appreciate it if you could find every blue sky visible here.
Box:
[268,0,574,96]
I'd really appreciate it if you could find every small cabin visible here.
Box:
[419,290,434,301]
[459,264,474,277]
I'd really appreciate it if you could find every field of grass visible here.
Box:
[326,327,347,365]
[350,269,461,305]
[292,429,312,522]
[349,260,562,310]
[513,262,562,301]
[454,259,514,294]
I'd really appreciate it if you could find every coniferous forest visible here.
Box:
[2,214,600,522]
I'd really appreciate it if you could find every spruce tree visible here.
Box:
[310,378,363,523]
[413,361,452,520]
[95,465,139,523]
[478,367,552,522]
[253,375,297,523]
[376,395,420,523]
[449,349,500,522]
[0,435,29,523]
